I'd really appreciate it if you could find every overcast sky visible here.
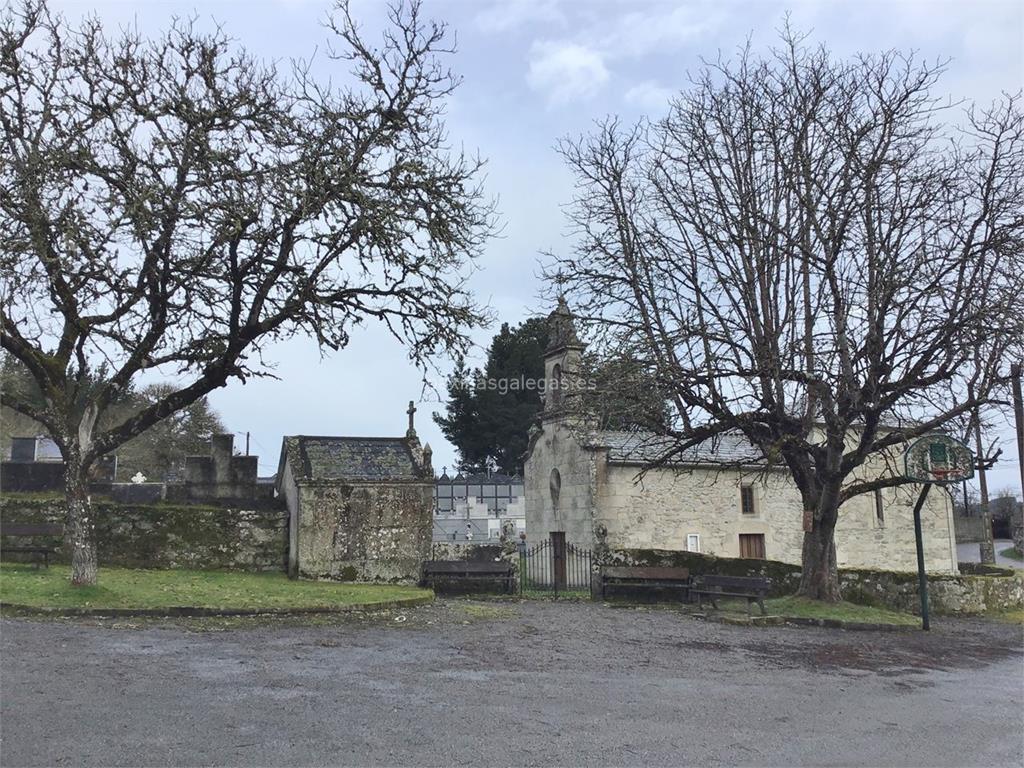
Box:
[50,0,1024,496]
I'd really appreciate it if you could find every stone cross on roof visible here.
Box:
[406,400,417,439]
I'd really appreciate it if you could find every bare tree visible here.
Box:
[0,0,495,585]
[547,31,1024,600]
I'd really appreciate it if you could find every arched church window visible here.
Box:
[549,468,561,510]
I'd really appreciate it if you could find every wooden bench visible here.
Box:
[691,574,771,616]
[0,523,63,568]
[598,566,691,602]
[421,560,516,594]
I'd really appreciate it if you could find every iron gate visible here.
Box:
[519,534,593,596]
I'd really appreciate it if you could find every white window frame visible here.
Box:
[686,533,701,553]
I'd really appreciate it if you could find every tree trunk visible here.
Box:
[65,458,98,587]
[796,519,841,601]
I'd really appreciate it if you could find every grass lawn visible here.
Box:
[709,595,919,626]
[0,563,431,612]
[998,546,1024,562]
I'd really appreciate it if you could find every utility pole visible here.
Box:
[1012,362,1024,551]
[972,407,996,564]
[245,431,250,456]
[1012,362,1023,503]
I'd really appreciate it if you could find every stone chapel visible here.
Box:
[276,402,434,581]
[523,300,959,574]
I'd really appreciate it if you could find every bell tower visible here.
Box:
[543,296,587,421]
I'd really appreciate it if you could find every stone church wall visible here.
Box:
[294,481,433,583]
[0,495,287,570]
[527,421,957,574]
[596,462,956,574]
[524,418,597,545]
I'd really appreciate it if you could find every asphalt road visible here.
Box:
[1,601,1022,768]
[957,539,1024,569]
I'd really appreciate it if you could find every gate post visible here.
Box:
[517,533,527,595]
[551,532,567,596]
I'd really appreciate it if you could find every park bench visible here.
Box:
[0,523,63,568]
[597,566,691,602]
[421,560,516,594]
[691,574,771,616]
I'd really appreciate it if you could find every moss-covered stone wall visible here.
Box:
[602,546,1024,614]
[0,495,287,571]
[295,481,433,583]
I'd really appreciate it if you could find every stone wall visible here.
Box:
[953,514,990,544]
[840,566,1024,615]
[524,418,599,546]
[294,481,433,583]
[0,495,287,571]
[429,542,508,562]
[601,546,1022,614]
[601,548,802,597]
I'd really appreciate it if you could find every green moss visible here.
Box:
[337,566,359,582]
[0,491,66,503]
[840,585,886,608]
[0,563,429,611]
[839,567,921,584]
[763,596,919,626]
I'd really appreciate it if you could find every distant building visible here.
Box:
[2,436,116,492]
[434,471,526,541]
[276,402,434,581]
[7,436,62,463]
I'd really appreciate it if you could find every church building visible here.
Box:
[523,300,959,574]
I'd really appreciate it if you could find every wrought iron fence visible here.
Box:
[519,537,593,597]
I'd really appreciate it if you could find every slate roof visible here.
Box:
[282,436,422,482]
[585,430,765,466]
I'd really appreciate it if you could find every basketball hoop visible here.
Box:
[903,434,974,486]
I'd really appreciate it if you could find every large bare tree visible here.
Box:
[0,0,495,585]
[548,32,1024,600]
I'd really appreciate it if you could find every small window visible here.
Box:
[740,485,756,516]
[549,468,561,508]
[874,489,884,527]
[686,534,701,553]
[739,533,765,559]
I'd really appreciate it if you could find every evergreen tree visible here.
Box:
[434,317,669,473]
[434,319,548,474]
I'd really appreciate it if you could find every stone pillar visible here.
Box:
[211,434,234,485]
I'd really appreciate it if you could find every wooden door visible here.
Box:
[739,533,765,559]
[550,531,567,590]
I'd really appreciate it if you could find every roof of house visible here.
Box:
[280,436,423,482]
[585,430,765,466]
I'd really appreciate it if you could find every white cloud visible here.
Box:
[527,41,609,104]
[603,4,722,59]
[475,0,565,33]
[624,80,675,111]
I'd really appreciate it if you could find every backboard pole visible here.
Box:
[912,484,932,631]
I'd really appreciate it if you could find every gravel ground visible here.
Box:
[1,600,1022,768]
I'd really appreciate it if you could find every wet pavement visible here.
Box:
[1,600,1022,767]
